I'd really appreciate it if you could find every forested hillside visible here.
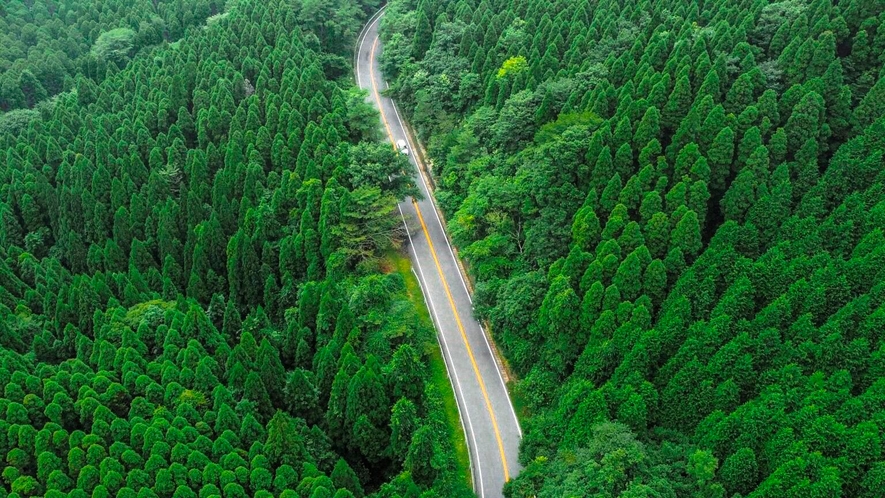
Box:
[0,0,472,496]
[0,0,227,120]
[381,0,885,495]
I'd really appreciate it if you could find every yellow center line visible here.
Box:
[410,196,512,482]
[368,37,511,481]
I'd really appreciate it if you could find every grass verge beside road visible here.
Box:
[387,250,473,490]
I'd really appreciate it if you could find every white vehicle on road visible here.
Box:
[396,139,409,155]
[357,9,523,494]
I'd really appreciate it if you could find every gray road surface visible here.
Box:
[354,8,522,498]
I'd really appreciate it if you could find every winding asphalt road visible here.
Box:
[355,8,522,497]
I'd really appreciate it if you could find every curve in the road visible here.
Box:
[354,14,487,494]
[364,18,514,477]
[355,8,522,498]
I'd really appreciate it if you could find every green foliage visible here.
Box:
[0,0,466,496]
[0,109,40,135]
[497,56,528,79]
[91,28,137,65]
[0,0,220,113]
[296,0,369,57]
[382,0,885,494]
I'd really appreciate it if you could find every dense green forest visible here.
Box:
[381,0,885,495]
[0,0,473,497]
[0,0,226,118]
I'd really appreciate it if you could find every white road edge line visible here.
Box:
[399,204,484,498]
[354,7,386,88]
[386,80,524,439]
[356,8,485,496]
[409,262,484,498]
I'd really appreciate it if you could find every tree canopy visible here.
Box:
[0,0,470,496]
[381,0,885,495]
